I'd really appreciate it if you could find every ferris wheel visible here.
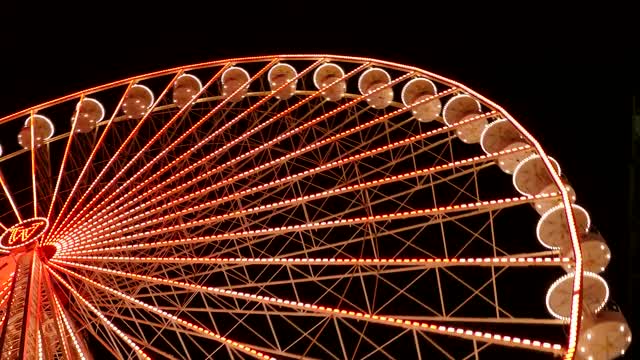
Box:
[0,55,631,359]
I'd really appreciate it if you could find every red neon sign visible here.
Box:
[0,218,48,250]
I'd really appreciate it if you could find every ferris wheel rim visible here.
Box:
[0,54,592,359]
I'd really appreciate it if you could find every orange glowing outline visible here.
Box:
[0,54,584,357]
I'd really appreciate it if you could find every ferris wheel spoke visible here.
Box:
[60,117,504,251]
[73,146,528,247]
[65,65,403,242]
[67,103,390,243]
[46,70,186,239]
[46,94,84,223]
[29,111,39,217]
[67,72,422,243]
[442,266,512,318]
[59,191,559,255]
[71,271,435,360]
[205,140,487,248]
[57,58,315,241]
[47,262,278,360]
[48,258,565,356]
[50,258,436,331]
[104,307,328,360]
[120,114,460,238]
[70,310,132,359]
[50,290,90,359]
[49,300,74,359]
[56,207,499,261]
[54,255,568,267]
[45,80,136,243]
[69,278,218,358]
[98,307,210,359]
[48,61,247,242]
[0,171,23,222]
[72,303,187,360]
[47,61,269,243]
[45,266,152,359]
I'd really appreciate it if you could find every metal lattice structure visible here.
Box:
[0,55,631,359]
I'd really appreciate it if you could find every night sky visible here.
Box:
[0,4,633,358]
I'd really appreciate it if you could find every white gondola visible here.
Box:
[536,204,590,250]
[443,94,487,143]
[480,119,533,173]
[18,114,55,149]
[173,74,202,109]
[401,78,441,122]
[313,63,346,101]
[122,84,154,119]
[73,98,105,133]
[532,181,576,215]
[358,68,393,109]
[512,154,561,196]
[221,67,250,102]
[578,310,632,359]
[562,232,611,273]
[546,271,609,321]
[268,63,298,100]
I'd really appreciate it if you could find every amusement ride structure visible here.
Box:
[0,55,632,359]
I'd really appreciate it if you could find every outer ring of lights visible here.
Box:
[0,217,49,250]
[536,204,591,250]
[545,271,609,321]
[0,54,593,359]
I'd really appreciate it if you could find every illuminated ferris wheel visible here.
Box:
[0,55,632,359]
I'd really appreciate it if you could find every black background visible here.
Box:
[0,2,633,358]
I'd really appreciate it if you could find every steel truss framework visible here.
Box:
[0,55,585,359]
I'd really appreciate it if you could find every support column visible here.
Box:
[0,252,41,359]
